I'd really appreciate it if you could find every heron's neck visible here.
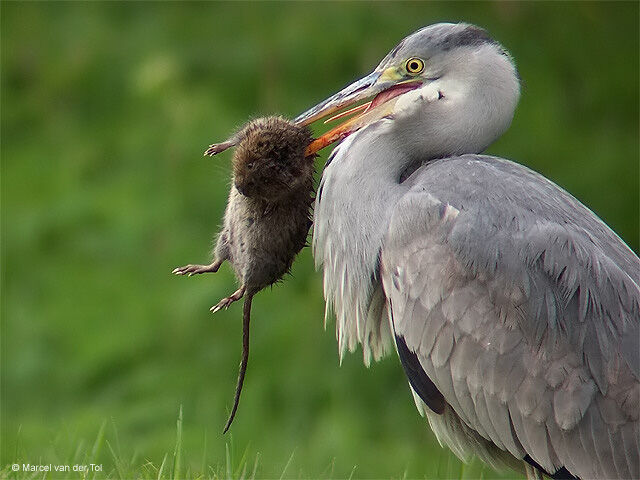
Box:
[313,44,520,363]
[313,121,410,363]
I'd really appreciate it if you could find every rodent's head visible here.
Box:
[233,117,314,201]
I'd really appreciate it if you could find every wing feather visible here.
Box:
[484,390,515,452]
[449,337,486,427]
[419,301,447,358]
[621,421,639,479]
[580,410,616,478]
[510,405,536,463]
[431,321,455,368]
[381,154,640,479]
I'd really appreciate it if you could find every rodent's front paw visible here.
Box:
[172,263,219,276]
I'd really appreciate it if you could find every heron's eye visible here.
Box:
[405,57,425,75]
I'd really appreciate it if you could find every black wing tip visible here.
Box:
[523,455,580,480]
[395,334,445,415]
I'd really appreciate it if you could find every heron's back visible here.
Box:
[383,154,639,479]
[405,154,638,277]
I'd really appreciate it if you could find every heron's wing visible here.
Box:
[381,155,639,479]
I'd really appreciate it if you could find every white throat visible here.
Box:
[313,120,411,365]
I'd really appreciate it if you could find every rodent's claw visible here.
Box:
[172,262,221,276]
[204,140,235,157]
[210,286,246,314]
[210,303,225,314]
[210,297,235,313]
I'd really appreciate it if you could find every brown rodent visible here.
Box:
[172,116,314,432]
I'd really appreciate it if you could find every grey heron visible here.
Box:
[293,23,639,479]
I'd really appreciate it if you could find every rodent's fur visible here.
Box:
[217,116,314,292]
[173,116,314,432]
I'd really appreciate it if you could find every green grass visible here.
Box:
[2,408,502,480]
[1,2,637,479]
[3,408,262,480]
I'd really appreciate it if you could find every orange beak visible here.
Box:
[293,71,423,157]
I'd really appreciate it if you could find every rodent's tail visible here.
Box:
[223,294,252,434]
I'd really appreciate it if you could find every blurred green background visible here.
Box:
[2,2,638,478]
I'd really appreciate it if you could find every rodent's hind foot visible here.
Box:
[172,260,222,277]
[210,286,246,313]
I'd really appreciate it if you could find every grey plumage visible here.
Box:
[383,155,639,479]
[295,22,639,480]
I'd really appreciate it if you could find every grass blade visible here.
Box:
[106,440,125,480]
[172,406,183,480]
[225,443,231,480]
[278,450,295,480]
[90,421,107,480]
[347,465,357,480]
[200,431,207,478]
[250,453,260,480]
[157,453,168,480]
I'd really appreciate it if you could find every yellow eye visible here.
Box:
[405,57,425,75]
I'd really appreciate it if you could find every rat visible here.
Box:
[172,116,314,432]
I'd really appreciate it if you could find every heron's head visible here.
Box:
[296,23,521,160]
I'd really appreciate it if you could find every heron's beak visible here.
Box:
[294,71,384,126]
[203,68,422,158]
[294,69,423,156]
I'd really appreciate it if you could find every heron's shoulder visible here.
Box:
[404,154,560,196]
[401,154,557,222]
[395,154,567,244]
[402,154,638,271]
